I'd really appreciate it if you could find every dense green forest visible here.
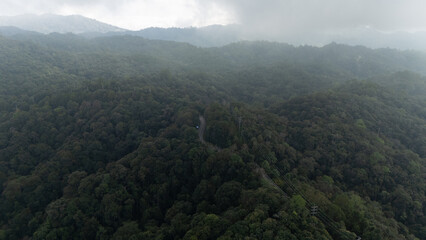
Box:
[0,33,425,240]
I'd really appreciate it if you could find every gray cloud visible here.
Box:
[211,0,426,32]
[0,0,234,29]
[1,0,128,16]
[1,0,426,34]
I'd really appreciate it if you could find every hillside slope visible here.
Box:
[0,14,124,34]
[0,34,424,240]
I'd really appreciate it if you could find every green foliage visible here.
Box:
[0,33,424,240]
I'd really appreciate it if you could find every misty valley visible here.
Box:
[0,23,425,240]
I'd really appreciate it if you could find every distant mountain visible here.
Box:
[81,24,244,47]
[85,24,426,50]
[0,26,41,36]
[2,14,426,50]
[236,27,426,51]
[129,25,244,47]
[0,14,125,34]
[328,27,426,51]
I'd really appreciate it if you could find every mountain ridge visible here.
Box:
[0,14,125,34]
[1,14,426,50]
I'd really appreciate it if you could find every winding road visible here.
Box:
[255,167,288,197]
[198,115,206,144]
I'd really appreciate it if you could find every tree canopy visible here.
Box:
[0,33,425,240]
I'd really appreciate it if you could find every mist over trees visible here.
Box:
[2,14,426,50]
[0,32,424,240]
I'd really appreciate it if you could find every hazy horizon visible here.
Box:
[2,1,426,50]
[1,1,426,32]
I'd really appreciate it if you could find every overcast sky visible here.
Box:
[1,0,426,32]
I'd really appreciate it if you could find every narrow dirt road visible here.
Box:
[255,167,288,197]
[198,115,206,144]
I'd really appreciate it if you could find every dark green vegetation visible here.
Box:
[0,33,425,240]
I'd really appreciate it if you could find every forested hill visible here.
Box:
[0,14,125,34]
[0,34,425,240]
[4,34,426,75]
